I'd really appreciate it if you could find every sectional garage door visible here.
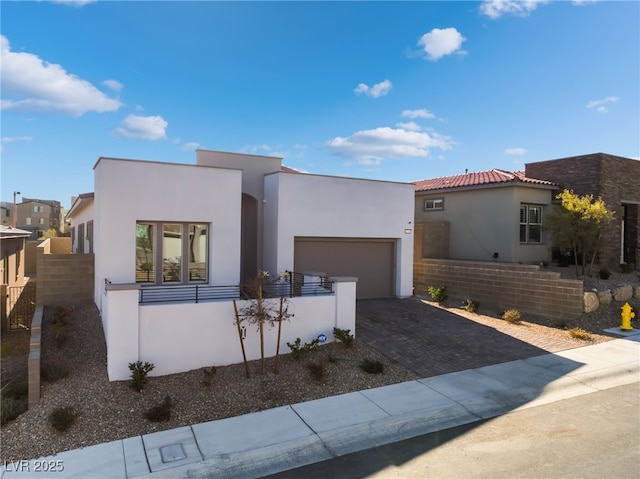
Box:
[293,238,395,299]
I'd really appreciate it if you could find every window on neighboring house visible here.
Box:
[38,218,45,225]
[520,204,542,243]
[25,217,32,225]
[424,198,444,211]
[77,224,85,254]
[33,205,44,213]
[86,220,94,254]
[136,222,208,285]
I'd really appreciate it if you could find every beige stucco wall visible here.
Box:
[415,185,552,263]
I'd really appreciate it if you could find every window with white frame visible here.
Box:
[520,204,542,243]
[33,205,44,213]
[136,222,209,285]
[424,198,444,211]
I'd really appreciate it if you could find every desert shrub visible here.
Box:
[41,362,71,383]
[200,366,216,388]
[620,263,633,274]
[286,338,320,360]
[502,309,522,324]
[1,397,16,425]
[306,361,327,382]
[598,267,611,280]
[2,379,28,399]
[360,359,384,374]
[128,361,155,392]
[144,396,172,422]
[49,406,76,432]
[568,328,592,341]
[1,342,13,358]
[460,299,479,313]
[427,286,447,302]
[327,353,338,363]
[333,328,355,348]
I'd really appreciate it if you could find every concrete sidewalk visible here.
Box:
[2,336,639,479]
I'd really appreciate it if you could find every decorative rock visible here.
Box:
[583,292,599,313]
[597,290,613,306]
[612,285,633,302]
[634,285,640,299]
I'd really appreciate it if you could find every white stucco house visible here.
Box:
[73,149,414,380]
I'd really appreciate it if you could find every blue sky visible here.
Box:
[2,0,638,210]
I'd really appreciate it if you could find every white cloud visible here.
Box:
[103,79,123,92]
[586,96,618,113]
[401,109,435,119]
[181,142,200,151]
[0,135,33,153]
[326,127,453,165]
[396,121,422,131]
[114,114,168,140]
[51,0,97,7]
[572,0,597,5]
[0,35,121,117]
[354,79,392,98]
[505,147,527,155]
[480,0,548,19]
[417,28,466,61]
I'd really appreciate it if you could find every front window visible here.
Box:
[424,198,444,211]
[520,205,542,244]
[136,222,208,285]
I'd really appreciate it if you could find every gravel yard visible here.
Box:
[1,264,637,463]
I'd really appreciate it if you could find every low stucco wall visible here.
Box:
[414,258,584,320]
[102,279,356,380]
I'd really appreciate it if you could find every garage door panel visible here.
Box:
[294,238,394,299]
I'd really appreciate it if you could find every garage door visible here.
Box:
[294,238,395,299]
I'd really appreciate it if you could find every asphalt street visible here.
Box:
[266,383,640,479]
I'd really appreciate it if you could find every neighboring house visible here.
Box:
[66,193,94,254]
[0,202,15,227]
[525,153,640,269]
[16,198,62,239]
[0,226,32,331]
[414,169,557,264]
[74,150,414,380]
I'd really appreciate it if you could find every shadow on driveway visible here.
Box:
[356,297,558,378]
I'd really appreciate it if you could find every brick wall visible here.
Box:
[526,153,640,269]
[36,239,94,305]
[414,258,584,320]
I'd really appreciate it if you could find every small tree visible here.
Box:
[547,189,615,276]
[42,228,58,239]
[233,270,293,376]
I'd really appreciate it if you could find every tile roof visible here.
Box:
[413,169,556,192]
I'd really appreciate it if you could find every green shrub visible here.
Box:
[598,267,611,280]
[286,338,320,360]
[49,406,76,432]
[460,299,479,313]
[427,286,447,302]
[1,397,16,425]
[41,362,70,383]
[333,328,355,348]
[2,379,28,400]
[1,342,13,358]
[144,396,172,422]
[306,361,327,382]
[128,361,155,392]
[502,309,522,324]
[360,359,384,374]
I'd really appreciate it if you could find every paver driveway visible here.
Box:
[356,297,571,378]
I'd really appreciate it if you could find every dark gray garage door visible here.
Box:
[294,238,395,299]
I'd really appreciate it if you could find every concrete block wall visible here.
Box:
[36,240,94,305]
[414,258,584,320]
